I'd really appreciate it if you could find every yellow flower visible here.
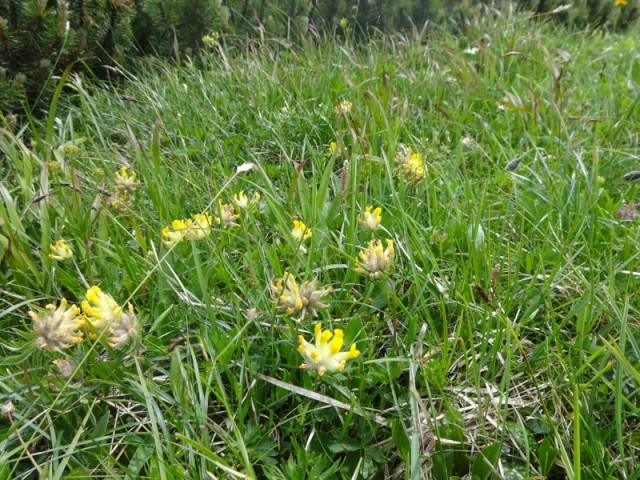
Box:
[185,212,213,240]
[82,286,122,337]
[328,142,338,154]
[30,298,84,351]
[110,192,132,212]
[395,146,425,186]
[162,218,191,247]
[334,100,353,115]
[81,286,137,347]
[356,239,394,278]
[233,191,261,211]
[114,166,140,193]
[48,239,73,261]
[615,0,628,5]
[298,323,360,376]
[292,219,312,242]
[215,202,240,228]
[358,206,382,231]
[270,273,331,319]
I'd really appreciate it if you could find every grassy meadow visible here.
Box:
[1,7,640,480]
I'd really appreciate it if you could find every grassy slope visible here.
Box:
[1,8,639,480]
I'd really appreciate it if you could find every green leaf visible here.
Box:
[537,436,557,477]
[125,444,155,479]
[392,419,410,460]
[471,442,502,480]
[63,467,91,479]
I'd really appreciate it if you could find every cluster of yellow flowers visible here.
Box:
[334,100,353,115]
[30,286,137,352]
[162,192,262,248]
[49,239,73,261]
[233,191,261,211]
[110,166,141,211]
[357,206,382,231]
[355,205,395,279]
[162,212,214,247]
[395,145,425,186]
[273,204,395,375]
[356,239,395,279]
[298,323,360,376]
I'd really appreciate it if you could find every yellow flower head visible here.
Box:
[81,286,137,347]
[81,286,122,337]
[233,191,261,211]
[356,239,395,278]
[358,206,382,231]
[185,212,213,240]
[334,100,353,115]
[48,239,73,261]
[215,202,240,228]
[114,166,140,193]
[270,273,331,319]
[162,218,191,247]
[615,0,628,5]
[298,323,360,376]
[292,219,312,243]
[395,146,425,186]
[30,299,84,351]
[110,192,132,212]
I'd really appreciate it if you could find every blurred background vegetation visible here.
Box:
[1,0,638,114]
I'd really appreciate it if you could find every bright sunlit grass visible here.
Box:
[1,8,639,479]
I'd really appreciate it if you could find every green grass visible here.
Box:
[1,7,640,479]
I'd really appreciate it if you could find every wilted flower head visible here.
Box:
[114,166,140,193]
[82,286,137,347]
[30,298,84,351]
[358,206,382,231]
[298,323,360,376]
[108,302,138,348]
[334,100,353,115]
[356,239,395,278]
[617,203,640,220]
[270,272,303,315]
[53,357,77,379]
[270,273,331,319]
[395,146,425,186]
[292,220,312,242]
[1,401,14,418]
[49,239,73,261]
[215,202,240,227]
[233,191,261,211]
[185,212,213,240]
[298,278,332,318]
